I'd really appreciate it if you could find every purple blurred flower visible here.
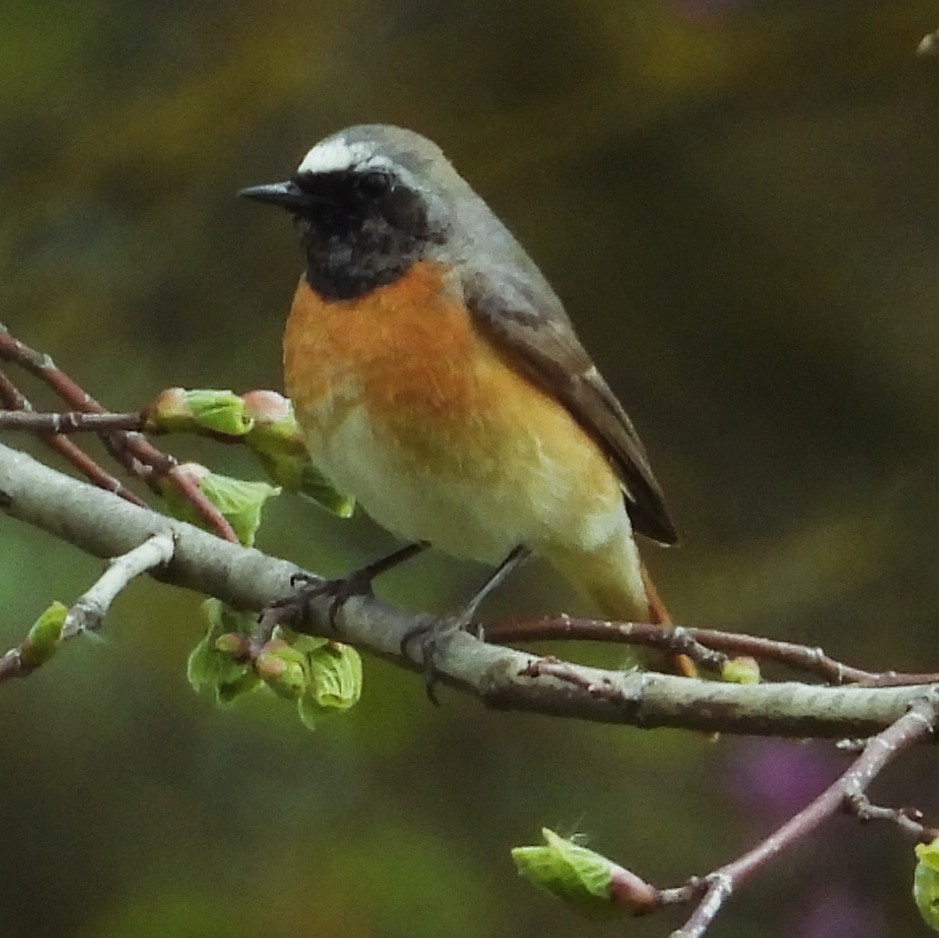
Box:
[722,739,843,821]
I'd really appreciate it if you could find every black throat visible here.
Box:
[293,170,435,301]
[300,227,417,301]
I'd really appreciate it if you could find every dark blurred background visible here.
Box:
[3,2,939,936]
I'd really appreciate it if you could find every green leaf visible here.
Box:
[244,394,354,518]
[255,642,311,700]
[915,839,939,930]
[217,670,262,704]
[297,642,363,729]
[163,466,280,547]
[297,462,355,517]
[252,449,353,517]
[197,473,280,546]
[184,389,254,436]
[148,388,253,436]
[187,599,258,705]
[512,829,620,920]
[19,601,68,667]
[284,633,330,655]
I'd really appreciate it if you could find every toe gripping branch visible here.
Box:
[400,545,532,704]
[254,541,429,657]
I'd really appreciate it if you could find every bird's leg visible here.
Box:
[640,562,698,678]
[261,541,429,644]
[401,545,532,703]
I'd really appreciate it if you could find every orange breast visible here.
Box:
[285,262,462,406]
[284,261,536,475]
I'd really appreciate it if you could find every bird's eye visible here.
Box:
[356,171,391,199]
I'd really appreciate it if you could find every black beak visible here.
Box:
[238,180,309,210]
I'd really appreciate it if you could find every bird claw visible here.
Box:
[318,568,382,630]
[317,572,377,629]
[260,567,378,647]
[270,542,428,636]
[400,613,476,705]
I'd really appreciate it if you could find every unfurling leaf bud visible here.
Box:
[146,387,192,430]
[512,828,658,919]
[297,641,363,728]
[721,656,761,685]
[914,838,939,930]
[185,389,254,435]
[241,390,295,428]
[19,601,69,668]
[161,465,280,547]
[188,605,363,725]
[214,632,250,657]
[188,600,259,704]
[256,643,310,700]
[242,393,355,518]
[147,388,254,436]
[242,392,305,457]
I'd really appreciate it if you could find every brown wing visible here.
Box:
[466,271,678,545]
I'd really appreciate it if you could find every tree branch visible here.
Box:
[667,692,939,936]
[0,440,935,738]
[0,326,239,541]
[62,532,176,637]
[0,410,146,433]
[488,617,939,687]
[0,533,176,682]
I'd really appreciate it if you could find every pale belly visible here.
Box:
[301,385,629,569]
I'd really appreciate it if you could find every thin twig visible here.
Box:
[666,692,939,936]
[0,326,99,410]
[0,648,29,682]
[842,703,939,842]
[0,533,176,682]
[0,369,35,412]
[0,326,238,541]
[62,532,176,637]
[0,406,245,446]
[0,369,147,507]
[0,410,145,433]
[487,616,939,687]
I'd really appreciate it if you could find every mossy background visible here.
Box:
[3,3,939,936]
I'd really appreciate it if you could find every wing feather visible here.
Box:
[465,271,678,545]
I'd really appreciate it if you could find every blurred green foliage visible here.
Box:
[3,2,939,936]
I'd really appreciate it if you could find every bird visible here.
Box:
[240,124,690,681]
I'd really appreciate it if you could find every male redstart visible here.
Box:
[241,125,688,674]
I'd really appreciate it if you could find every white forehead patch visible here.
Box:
[297,138,394,175]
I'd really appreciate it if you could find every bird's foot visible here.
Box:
[249,572,337,658]
[400,610,478,706]
[399,545,531,704]
[258,566,381,641]
[258,541,429,651]
[297,568,373,628]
